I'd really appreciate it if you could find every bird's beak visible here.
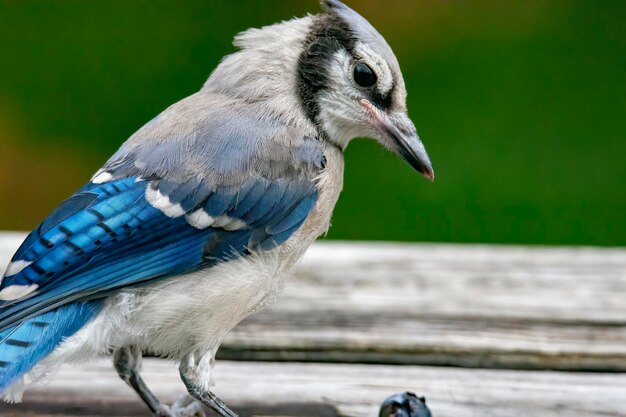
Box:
[360,99,434,181]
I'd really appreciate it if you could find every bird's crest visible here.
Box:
[320,0,401,73]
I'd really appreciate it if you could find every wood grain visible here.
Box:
[222,241,626,370]
[2,359,626,417]
[2,233,626,371]
[2,233,626,416]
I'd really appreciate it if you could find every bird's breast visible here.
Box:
[278,144,345,266]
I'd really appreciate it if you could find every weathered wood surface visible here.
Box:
[2,233,626,416]
[2,233,626,371]
[2,359,626,417]
[226,241,626,371]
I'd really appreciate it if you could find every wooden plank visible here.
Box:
[2,233,626,371]
[224,242,626,371]
[2,359,626,417]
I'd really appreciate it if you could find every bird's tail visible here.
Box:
[0,301,101,399]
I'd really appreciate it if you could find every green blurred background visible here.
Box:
[0,0,624,246]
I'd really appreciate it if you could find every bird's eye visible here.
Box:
[353,63,377,88]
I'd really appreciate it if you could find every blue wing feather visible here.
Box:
[243,181,286,225]
[260,218,307,250]
[229,179,269,218]
[267,193,318,235]
[0,104,326,394]
[39,193,99,235]
[203,187,238,217]
[1,172,320,332]
[0,301,102,392]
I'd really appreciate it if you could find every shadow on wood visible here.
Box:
[0,401,341,417]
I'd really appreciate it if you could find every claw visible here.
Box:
[155,395,206,417]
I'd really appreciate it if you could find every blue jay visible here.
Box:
[0,1,433,416]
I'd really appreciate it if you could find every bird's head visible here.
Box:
[299,0,434,180]
[205,0,433,180]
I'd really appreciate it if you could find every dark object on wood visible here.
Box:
[379,392,432,417]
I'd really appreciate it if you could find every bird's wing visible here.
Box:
[0,101,325,331]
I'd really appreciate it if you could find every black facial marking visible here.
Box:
[370,88,393,111]
[298,13,356,123]
[298,13,394,125]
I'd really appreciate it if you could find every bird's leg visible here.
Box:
[113,346,168,414]
[179,355,238,417]
[113,346,206,417]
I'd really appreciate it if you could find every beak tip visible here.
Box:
[421,167,435,182]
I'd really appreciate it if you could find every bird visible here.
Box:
[379,392,433,417]
[0,1,434,416]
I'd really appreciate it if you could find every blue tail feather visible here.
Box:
[0,301,102,393]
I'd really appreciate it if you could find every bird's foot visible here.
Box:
[155,395,206,417]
